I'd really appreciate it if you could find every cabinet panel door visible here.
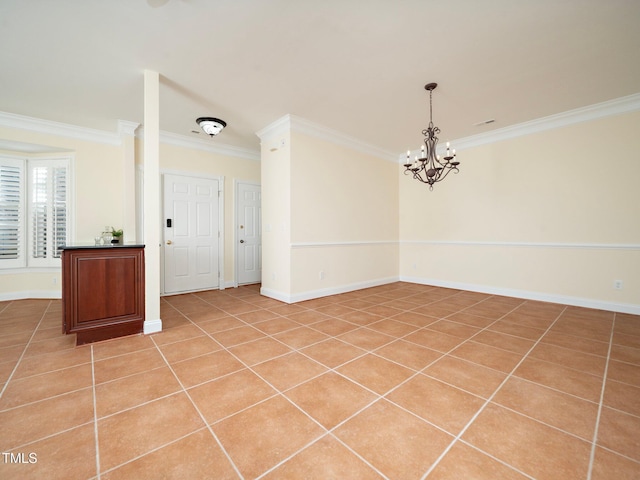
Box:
[76,255,138,323]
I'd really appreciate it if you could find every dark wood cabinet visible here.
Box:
[61,245,145,345]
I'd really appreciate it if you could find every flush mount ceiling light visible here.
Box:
[196,117,226,137]
[404,83,460,190]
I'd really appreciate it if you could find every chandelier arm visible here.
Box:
[414,170,427,183]
[433,165,459,184]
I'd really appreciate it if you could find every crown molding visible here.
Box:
[257,114,398,163]
[0,111,122,146]
[0,110,260,160]
[399,92,640,162]
[118,120,140,137]
[256,114,291,141]
[139,129,260,161]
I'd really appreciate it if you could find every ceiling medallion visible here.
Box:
[404,83,460,190]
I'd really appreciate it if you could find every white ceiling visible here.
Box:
[1,0,639,155]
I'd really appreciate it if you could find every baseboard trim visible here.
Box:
[143,318,163,335]
[261,276,400,304]
[0,290,61,301]
[400,275,640,315]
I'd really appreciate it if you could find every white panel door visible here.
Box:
[237,182,261,285]
[163,174,219,294]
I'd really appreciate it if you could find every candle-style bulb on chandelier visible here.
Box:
[404,83,460,190]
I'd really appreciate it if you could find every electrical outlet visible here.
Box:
[613,280,623,290]
[319,270,325,280]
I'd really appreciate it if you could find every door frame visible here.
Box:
[160,169,225,295]
[234,179,261,288]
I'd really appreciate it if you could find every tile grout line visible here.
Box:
[419,305,569,479]
[148,334,246,480]
[2,287,635,478]
[164,288,629,478]
[586,313,616,480]
[331,296,530,464]
[168,297,390,479]
[0,301,50,399]
[455,439,537,480]
[166,287,512,472]
[97,427,213,477]
[91,344,102,480]
[228,291,517,478]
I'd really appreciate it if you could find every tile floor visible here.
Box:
[1,282,639,479]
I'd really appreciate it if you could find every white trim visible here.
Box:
[256,115,291,141]
[400,92,640,161]
[290,240,640,251]
[0,267,61,275]
[136,164,144,244]
[143,318,162,334]
[256,114,398,163]
[140,129,260,161]
[401,240,640,250]
[118,120,140,137]
[218,175,225,291]
[0,111,121,146]
[0,290,61,301]
[259,287,291,304]
[291,240,398,248]
[0,110,260,160]
[400,275,640,315]
[261,276,400,304]
[0,139,73,154]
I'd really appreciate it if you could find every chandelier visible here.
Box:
[403,83,459,190]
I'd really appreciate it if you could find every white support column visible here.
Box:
[143,70,162,334]
[118,120,140,244]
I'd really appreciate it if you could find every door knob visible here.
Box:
[240,239,245,243]
[166,240,172,245]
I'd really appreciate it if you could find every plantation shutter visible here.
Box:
[29,158,69,267]
[0,158,25,268]
[52,166,67,257]
[31,166,48,259]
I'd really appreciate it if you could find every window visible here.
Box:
[0,155,72,269]
[0,159,24,268]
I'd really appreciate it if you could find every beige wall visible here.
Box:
[0,127,126,242]
[261,125,399,302]
[0,125,260,298]
[289,132,399,298]
[260,131,292,296]
[157,142,261,286]
[399,110,640,312]
[3,106,639,312]
[0,126,126,298]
